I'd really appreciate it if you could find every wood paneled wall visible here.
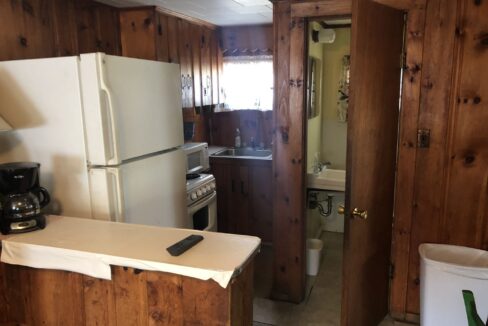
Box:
[272,0,305,302]
[0,0,120,62]
[0,262,254,325]
[273,0,488,318]
[208,110,273,148]
[220,24,274,56]
[391,0,488,319]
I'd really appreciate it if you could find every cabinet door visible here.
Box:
[210,30,220,105]
[119,9,157,60]
[201,27,212,106]
[178,19,193,109]
[230,164,250,235]
[191,24,202,108]
[250,164,273,243]
[216,36,225,104]
[211,162,231,233]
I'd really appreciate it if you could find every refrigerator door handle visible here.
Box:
[107,168,125,223]
[98,57,120,165]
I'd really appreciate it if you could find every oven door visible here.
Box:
[187,191,217,231]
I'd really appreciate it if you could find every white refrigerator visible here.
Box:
[0,53,190,228]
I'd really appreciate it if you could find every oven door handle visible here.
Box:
[188,191,217,214]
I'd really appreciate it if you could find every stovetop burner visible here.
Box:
[186,173,200,180]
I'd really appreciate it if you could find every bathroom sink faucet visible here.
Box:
[313,161,331,174]
[322,161,331,169]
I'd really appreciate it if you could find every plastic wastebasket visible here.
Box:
[306,238,323,276]
[419,243,488,326]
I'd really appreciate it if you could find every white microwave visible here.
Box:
[182,142,209,174]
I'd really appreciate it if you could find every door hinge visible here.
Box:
[417,129,430,148]
[389,262,395,279]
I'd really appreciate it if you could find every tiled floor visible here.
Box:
[253,231,343,325]
[252,232,417,326]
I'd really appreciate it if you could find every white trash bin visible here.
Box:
[306,239,323,276]
[419,243,488,326]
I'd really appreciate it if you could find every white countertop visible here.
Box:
[0,215,260,288]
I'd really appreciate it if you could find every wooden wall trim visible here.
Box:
[389,5,427,318]
[372,0,426,10]
[291,0,352,18]
[119,5,217,29]
[272,0,301,302]
[155,6,217,30]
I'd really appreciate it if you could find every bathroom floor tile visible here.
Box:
[253,232,418,325]
[253,232,344,325]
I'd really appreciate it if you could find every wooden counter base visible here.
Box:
[0,260,253,325]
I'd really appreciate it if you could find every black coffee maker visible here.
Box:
[0,162,50,235]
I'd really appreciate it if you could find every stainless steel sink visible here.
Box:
[212,148,272,159]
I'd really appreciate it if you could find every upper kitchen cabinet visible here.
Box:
[210,30,222,106]
[191,24,203,108]
[119,7,223,110]
[119,7,168,61]
[177,18,193,109]
[201,27,213,106]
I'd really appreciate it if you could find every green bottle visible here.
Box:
[462,290,486,326]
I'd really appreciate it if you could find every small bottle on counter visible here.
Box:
[235,128,241,148]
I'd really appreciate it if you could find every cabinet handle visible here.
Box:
[241,181,247,196]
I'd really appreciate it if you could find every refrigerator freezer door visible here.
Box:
[80,53,184,166]
[0,56,93,219]
[89,149,189,228]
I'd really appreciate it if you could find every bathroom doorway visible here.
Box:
[305,17,351,324]
[302,2,404,324]
[265,0,405,324]
[252,16,352,326]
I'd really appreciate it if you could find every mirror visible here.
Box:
[307,57,321,119]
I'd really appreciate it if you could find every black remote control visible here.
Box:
[166,234,204,256]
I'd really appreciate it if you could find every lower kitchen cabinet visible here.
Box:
[0,260,254,325]
[210,157,273,243]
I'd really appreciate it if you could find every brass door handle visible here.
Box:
[352,207,368,219]
[337,205,367,219]
[338,205,345,215]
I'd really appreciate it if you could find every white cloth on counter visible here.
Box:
[1,215,260,288]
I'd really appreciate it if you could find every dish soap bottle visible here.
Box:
[235,128,241,148]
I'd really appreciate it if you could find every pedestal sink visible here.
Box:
[307,168,346,191]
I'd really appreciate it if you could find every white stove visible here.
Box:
[186,173,217,231]
[186,173,216,205]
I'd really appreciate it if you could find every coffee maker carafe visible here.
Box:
[0,162,49,235]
